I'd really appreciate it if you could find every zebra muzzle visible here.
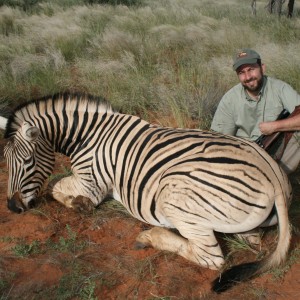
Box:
[7,192,26,214]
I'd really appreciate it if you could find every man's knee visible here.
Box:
[280,134,300,174]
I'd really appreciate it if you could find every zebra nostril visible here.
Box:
[7,192,26,213]
[7,197,25,214]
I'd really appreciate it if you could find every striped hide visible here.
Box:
[3,93,292,292]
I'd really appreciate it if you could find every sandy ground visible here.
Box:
[1,138,300,300]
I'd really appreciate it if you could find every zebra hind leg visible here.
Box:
[135,227,224,270]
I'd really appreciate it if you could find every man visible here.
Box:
[211,48,300,174]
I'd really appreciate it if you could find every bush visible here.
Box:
[85,0,142,5]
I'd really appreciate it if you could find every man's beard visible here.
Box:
[242,76,264,93]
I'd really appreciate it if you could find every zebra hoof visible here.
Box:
[135,230,152,249]
[72,196,94,213]
[235,229,262,249]
[134,241,149,250]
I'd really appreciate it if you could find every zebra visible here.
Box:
[0,93,292,292]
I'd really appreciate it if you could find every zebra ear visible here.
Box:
[21,122,40,142]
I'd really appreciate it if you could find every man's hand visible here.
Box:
[260,109,300,136]
[259,121,277,135]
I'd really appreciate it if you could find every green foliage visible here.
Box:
[0,0,43,12]
[79,278,98,300]
[49,166,73,182]
[0,269,15,297]
[247,285,269,299]
[223,234,260,256]
[85,0,142,5]
[47,224,87,253]
[0,0,142,11]
[0,13,23,36]
[269,245,300,279]
[0,278,9,293]
[148,297,174,300]
[0,236,15,243]
[56,262,99,300]
[11,240,41,257]
[3,225,98,299]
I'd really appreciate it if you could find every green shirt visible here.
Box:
[210,76,300,141]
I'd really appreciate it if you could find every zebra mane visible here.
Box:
[4,92,114,139]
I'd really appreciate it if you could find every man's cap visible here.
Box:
[233,49,261,71]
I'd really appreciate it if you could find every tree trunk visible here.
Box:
[274,0,283,15]
[287,0,295,17]
[266,0,288,16]
[266,0,275,13]
[251,0,257,15]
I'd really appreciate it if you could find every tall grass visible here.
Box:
[0,0,299,128]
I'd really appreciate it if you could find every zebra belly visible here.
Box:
[155,175,275,235]
[212,208,273,233]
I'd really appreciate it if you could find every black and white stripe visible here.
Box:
[3,93,292,291]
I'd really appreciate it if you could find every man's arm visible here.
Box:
[259,109,300,135]
[260,80,300,135]
[210,96,237,135]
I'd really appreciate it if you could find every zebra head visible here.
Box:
[4,122,55,213]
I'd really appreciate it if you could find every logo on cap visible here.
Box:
[237,52,248,58]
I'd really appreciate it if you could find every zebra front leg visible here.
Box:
[47,175,95,212]
[135,227,224,270]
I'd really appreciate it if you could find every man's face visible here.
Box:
[236,63,265,93]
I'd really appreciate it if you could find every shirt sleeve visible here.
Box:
[210,94,237,136]
[280,82,300,113]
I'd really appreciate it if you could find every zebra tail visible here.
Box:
[212,193,291,293]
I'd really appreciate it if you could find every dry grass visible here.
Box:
[0,0,299,127]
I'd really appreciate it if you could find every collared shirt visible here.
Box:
[210,76,300,141]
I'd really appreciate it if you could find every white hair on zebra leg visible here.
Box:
[0,116,8,130]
